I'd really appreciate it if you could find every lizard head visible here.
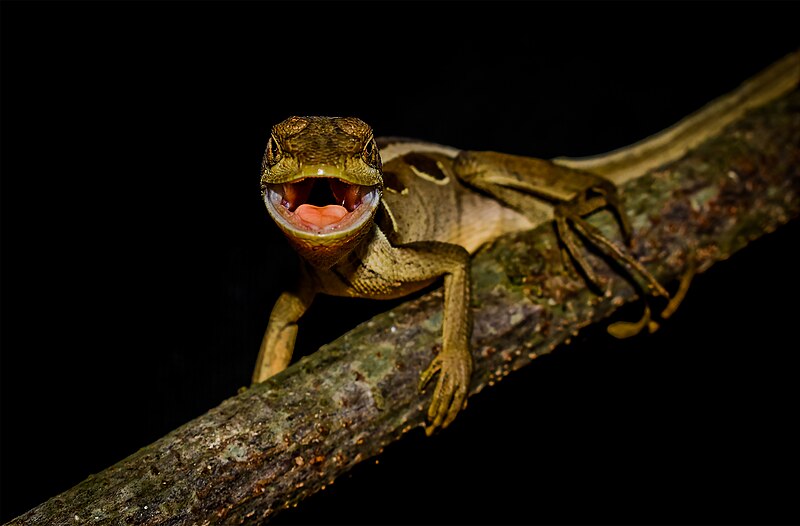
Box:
[261,116,383,268]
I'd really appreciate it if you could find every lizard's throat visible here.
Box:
[263,178,381,268]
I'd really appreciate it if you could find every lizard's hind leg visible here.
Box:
[555,195,669,300]
[555,191,669,338]
[592,180,633,245]
[555,210,604,292]
[454,150,671,338]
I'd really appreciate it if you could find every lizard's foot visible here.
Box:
[607,255,696,338]
[608,304,658,339]
[418,348,473,435]
[659,254,696,321]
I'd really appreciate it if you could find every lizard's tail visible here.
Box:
[554,49,800,186]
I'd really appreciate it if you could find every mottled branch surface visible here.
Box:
[9,90,800,526]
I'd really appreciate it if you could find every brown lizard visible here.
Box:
[252,116,672,433]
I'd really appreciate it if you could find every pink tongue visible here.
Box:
[295,204,348,228]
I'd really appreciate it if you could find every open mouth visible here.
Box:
[264,178,381,236]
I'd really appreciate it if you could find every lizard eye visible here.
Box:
[265,135,283,166]
[362,138,381,169]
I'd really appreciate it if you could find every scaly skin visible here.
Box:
[253,116,669,433]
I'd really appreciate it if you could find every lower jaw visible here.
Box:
[278,219,374,269]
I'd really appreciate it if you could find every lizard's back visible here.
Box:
[377,138,536,254]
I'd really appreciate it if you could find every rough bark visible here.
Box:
[7,88,800,525]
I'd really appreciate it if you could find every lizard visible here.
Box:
[252,115,676,434]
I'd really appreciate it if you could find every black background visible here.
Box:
[1,2,799,524]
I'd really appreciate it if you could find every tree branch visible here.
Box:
[8,60,800,526]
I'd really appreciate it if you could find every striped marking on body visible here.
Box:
[377,139,461,164]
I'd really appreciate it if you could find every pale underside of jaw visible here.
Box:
[265,177,380,236]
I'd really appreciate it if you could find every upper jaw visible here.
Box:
[297,163,349,181]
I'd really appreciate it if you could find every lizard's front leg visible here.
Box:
[409,242,473,434]
[252,280,316,384]
[346,238,473,433]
